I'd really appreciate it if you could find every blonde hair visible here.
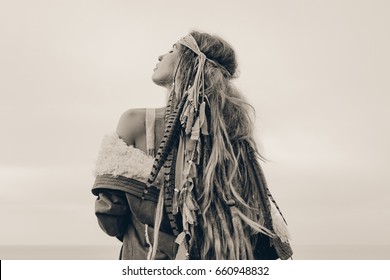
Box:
[148,31,276,259]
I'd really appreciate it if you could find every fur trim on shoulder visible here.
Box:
[270,198,291,243]
[93,133,155,182]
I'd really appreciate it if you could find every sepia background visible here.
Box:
[1,0,389,259]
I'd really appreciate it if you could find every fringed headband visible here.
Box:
[177,34,232,79]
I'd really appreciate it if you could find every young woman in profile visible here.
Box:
[92,31,293,260]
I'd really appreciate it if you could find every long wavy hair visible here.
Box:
[150,31,275,259]
[177,31,271,259]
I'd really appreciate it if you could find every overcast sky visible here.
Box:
[1,0,389,258]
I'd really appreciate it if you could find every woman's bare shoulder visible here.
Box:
[116,108,146,146]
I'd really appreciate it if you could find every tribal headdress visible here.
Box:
[142,32,292,260]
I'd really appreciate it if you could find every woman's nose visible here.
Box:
[158,55,163,61]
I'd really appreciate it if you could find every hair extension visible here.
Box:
[146,31,290,260]
[145,92,188,189]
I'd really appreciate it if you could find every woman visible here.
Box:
[92,31,293,260]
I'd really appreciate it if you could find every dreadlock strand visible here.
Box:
[214,202,235,259]
[230,205,243,258]
[201,218,214,258]
[210,213,222,259]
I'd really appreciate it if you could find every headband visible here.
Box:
[177,34,231,78]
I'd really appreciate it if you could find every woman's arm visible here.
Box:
[95,190,130,238]
[94,108,148,238]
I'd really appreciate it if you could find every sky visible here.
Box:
[1,0,389,258]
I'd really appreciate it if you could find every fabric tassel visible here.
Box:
[190,117,200,141]
[144,224,153,260]
[185,192,197,210]
[175,232,189,260]
[199,101,209,135]
[185,110,195,135]
[178,179,198,229]
[184,159,193,178]
[183,205,196,226]
[185,137,195,153]
[172,188,180,215]
[178,184,187,206]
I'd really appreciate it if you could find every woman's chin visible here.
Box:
[151,75,162,86]
[151,76,171,88]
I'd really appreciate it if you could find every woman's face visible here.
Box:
[152,44,180,88]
